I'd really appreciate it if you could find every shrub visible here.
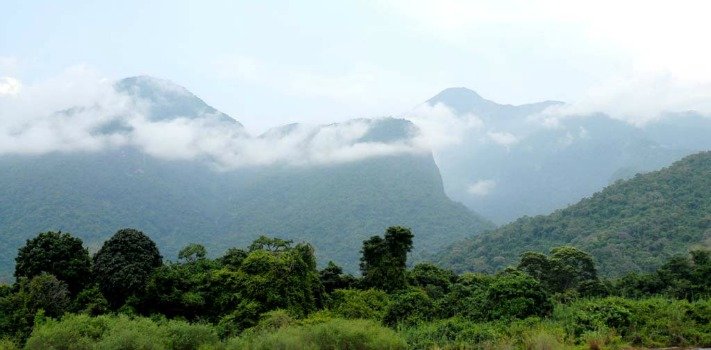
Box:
[383,288,434,326]
[327,289,390,321]
[232,318,406,350]
[399,317,502,350]
[24,314,219,350]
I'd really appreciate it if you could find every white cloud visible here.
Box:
[0,77,21,96]
[487,131,518,147]
[467,179,496,196]
[0,68,426,168]
[405,102,483,150]
[539,73,711,126]
[381,0,711,81]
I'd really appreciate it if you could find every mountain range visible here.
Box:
[420,87,711,224]
[0,77,492,280]
[433,151,711,276]
[1,76,710,280]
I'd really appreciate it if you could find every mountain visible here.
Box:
[426,87,563,119]
[419,88,711,224]
[432,151,711,276]
[0,77,493,280]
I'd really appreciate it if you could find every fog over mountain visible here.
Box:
[409,87,711,224]
[1,71,711,279]
[0,74,493,279]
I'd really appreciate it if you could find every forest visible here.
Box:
[0,227,709,349]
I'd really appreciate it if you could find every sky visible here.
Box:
[2,0,711,134]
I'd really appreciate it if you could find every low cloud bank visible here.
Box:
[0,68,426,169]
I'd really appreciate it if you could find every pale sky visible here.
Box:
[2,0,711,133]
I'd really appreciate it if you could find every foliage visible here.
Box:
[1,227,711,348]
[14,231,91,294]
[230,317,407,350]
[177,243,207,263]
[326,289,390,321]
[24,313,219,350]
[319,261,354,294]
[484,271,552,320]
[93,228,163,308]
[0,130,494,280]
[0,274,70,342]
[611,249,711,300]
[518,246,606,296]
[435,151,711,276]
[383,288,435,326]
[360,226,414,292]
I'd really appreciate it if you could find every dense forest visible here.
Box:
[435,151,711,276]
[1,227,709,349]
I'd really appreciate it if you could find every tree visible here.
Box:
[360,226,414,292]
[248,236,293,252]
[25,273,70,318]
[485,271,552,320]
[320,261,354,294]
[408,263,457,298]
[383,288,434,326]
[14,231,91,294]
[218,248,248,270]
[517,246,601,295]
[178,243,207,263]
[92,228,162,308]
[517,252,551,284]
[0,274,70,342]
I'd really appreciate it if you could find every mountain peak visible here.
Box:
[115,76,242,127]
[426,87,564,118]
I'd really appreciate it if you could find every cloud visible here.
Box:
[486,131,518,147]
[467,179,496,196]
[406,102,483,150]
[538,73,711,126]
[0,77,21,96]
[0,68,426,168]
[381,0,711,81]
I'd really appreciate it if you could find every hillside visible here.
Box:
[420,88,711,224]
[433,151,711,276]
[0,77,493,280]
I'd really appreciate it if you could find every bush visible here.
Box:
[24,314,219,350]
[399,317,503,350]
[383,288,434,326]
[232,318,406,350]
[327,289,390,321]
[485,272,552,320]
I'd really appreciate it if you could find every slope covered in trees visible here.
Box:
[422,87,711,224]
[0,77,492,280]
[434,151,711,276]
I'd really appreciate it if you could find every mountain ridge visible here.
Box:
[432,151,711,276]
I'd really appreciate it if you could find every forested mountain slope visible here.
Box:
[433,151,711,276]
[422,88,711,224]
[0,77,493,280]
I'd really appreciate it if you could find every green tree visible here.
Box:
[178,243,207,263]
[383,288,434,326]
[360,226,414,292]
[320,261,354,294]
[485,271,552,320]
[218,248,248,270]
[517,246,602,296]
[0,274,70,342]
[14,231,91,294]
[408,263,457,298]
[92,228,162,308]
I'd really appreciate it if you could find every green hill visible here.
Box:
[0,77,493,280]
[433,151,711,276]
